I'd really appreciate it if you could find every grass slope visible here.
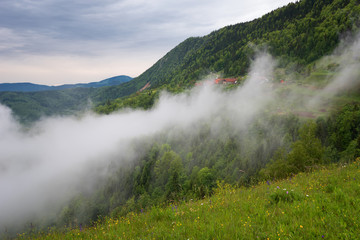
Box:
[22,159,360,239]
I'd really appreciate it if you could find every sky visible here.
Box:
[0,0,297,85]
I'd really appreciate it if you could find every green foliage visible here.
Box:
[95,90,158,114]
[329,104,360,152]
[340,139,360,162]
[196,167,216,197]
[260,120,324,179]
[269,188,303,204]
[259,147,291,179]
[165,156,184,200]
[288,120,324,171]
[154,148,181,188]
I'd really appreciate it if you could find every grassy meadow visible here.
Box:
[19,159,360,240]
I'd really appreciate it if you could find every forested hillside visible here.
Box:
[0,88,97,122]
[97,0,360,113]
[0,76,132,123]
[134,0,359,88]
[0,76,135,123]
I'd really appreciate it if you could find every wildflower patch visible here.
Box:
[269,188,303,204]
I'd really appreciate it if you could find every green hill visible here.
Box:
[0,88,94,123]
[131,0,359,88]
[0,76,132,123]
[96,0,360,114]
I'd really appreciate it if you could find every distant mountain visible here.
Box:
[0,75,132,92]
[0,75,133,123]
[0,83,52,92]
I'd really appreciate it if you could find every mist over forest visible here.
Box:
[2,36,360,233]
[1,0,360,238]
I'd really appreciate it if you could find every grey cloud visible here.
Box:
[0,0,297,55]
[0,0,296,83]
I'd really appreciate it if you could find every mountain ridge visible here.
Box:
[0,75,132,92]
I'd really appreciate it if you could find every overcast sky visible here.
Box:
[0,0,296,85]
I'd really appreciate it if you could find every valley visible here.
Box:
[1,0,360,239]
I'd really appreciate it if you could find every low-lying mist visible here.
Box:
[1,35,359,233]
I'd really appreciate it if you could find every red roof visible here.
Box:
[215,78,238,84]
[195,78,238,86]
[224,78,237,83]
[215,78,224,84]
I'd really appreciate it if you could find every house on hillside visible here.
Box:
[215,78,238,84]
[195,78,238,86]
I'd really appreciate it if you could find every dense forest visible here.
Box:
[2,0,360,238]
